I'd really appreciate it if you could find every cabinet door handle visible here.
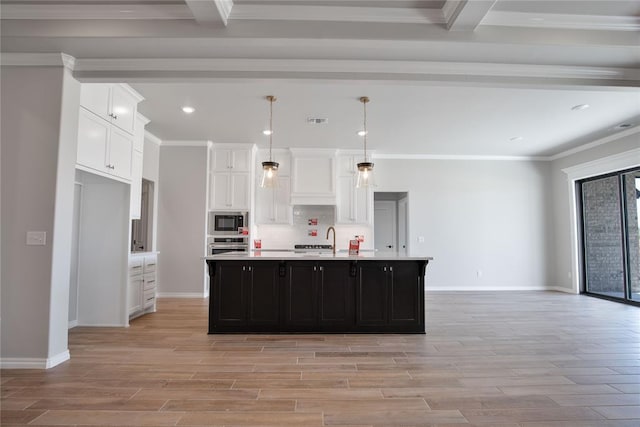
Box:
[383,266,387,272]
[248,266,252,272]
[319,266,324,271]
[131,265,142,269]
[313,266,317,271]
[145,280,155,284]
[242,266,246,271]
[389,266,393,272]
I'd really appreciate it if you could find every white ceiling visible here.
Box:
[2,0,639,157]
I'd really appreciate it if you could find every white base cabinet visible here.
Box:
[128,253,158,319]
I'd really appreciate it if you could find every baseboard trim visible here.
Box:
[68,320,78,329]
[548,286,578,294]
[427,286,549,291]
[156,292,207,298]
[1,350,70,369]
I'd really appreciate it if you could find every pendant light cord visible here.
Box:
[269,96,274,162]
[363,99,367,162]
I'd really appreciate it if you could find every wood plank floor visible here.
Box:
[2,291,639,426]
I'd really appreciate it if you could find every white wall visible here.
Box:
[1,62,80,368]
[374,158,553,290]
[75,171,130,326]
[549,130,640,292]
[157,145,208,297]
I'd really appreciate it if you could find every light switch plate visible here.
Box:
[26,231,46,246]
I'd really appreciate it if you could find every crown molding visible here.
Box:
[0,4,193,20]
[117,83,145,103]
[373,153,548,161]
[144,130,162,146]
[160,140,210,147]
[562,147,640,179]
[549,127,640,161]
[1,52,75,69]
[230,4,445,24]
[215,0,234,25]
[72,58,639,84]
[137,112,151,126]
[483,11,640,32]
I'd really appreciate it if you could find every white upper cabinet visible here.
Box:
[77,108,133,181]
[336,152,372,225]
[80,84,142,135]
[212,148,252,172]
[336,175,372,225]
[255,177,292,224]
[208,144,254,211]
[290,149,336,205]
[210,173,250,211]
[77,84,144,183]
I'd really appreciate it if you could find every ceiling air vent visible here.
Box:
[307,117,328,124]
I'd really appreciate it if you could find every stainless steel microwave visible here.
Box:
[210,212,246,234]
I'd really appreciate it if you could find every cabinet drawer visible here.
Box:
[129,257,144,276]
[143,256,157,273]
[143,289,155,308]
[143,274,156,291]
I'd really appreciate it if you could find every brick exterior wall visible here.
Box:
[582,171,640,297]
[624,173,639,298]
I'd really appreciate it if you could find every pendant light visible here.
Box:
[356,96,375,188]
[261,95,279,188]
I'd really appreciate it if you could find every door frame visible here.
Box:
[562,147,640,295]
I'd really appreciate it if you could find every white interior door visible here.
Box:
[374,200,397,252]
[398,197,408,254]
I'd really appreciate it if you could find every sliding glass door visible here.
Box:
[579,168,640,305]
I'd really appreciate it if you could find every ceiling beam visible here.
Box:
[185,0,233,26]
[443,0,496,31]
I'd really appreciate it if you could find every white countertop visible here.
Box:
[204,251,433,261]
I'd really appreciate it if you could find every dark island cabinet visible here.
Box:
[207,258,426,334]
[283,261,355,332]
[356,261,425,333]
[208,260,281,332]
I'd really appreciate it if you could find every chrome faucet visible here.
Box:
[326,226,336,255]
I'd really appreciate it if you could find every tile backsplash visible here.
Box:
[254,205,373,251]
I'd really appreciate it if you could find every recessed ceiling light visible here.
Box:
[509,136,523,142]
[357,130,368,137]
[571,104,590,111]
[614,123,633,130]
[182,106,195,114]
[263,130,273,135]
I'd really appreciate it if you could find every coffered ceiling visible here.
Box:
[1,0,639,157]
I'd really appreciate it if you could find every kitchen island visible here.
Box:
[205,252,432,334]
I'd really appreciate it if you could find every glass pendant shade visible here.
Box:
[356,96,375,188]
[260,95,279,188]
[356,161,374,188]
[261,160,279,188]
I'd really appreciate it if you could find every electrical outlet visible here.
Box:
[26,231,46,246]
[418,236,425,243]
